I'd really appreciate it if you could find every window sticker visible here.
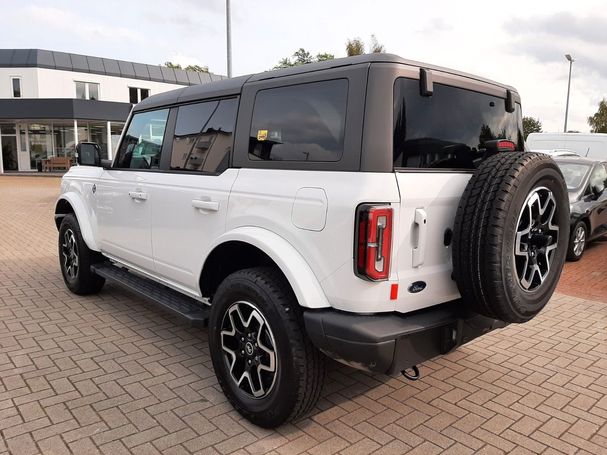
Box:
[257,129,268,141]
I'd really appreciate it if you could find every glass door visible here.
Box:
[17,124,31,171]
[0,123,19,172]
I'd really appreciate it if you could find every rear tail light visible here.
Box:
[496,140,516,151]
[355,204,393,281]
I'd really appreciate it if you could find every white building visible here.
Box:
[0,48,224,172]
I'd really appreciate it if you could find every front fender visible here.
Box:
[209,227,331,309]
[55,193,99,251]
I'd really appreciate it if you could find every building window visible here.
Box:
[75,81,100,100]
[11,77,22,98]
[129,87,151,104]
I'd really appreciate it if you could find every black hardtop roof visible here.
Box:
[134,53,518,111]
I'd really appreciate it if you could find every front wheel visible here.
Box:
[58,214,105,295]
[567,221,587,261]
[208,267,325,428]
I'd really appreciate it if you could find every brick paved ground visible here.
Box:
[557,237,607,302]
[1,175,606,455]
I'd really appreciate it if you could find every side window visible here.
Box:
[115,109,169,169]
[170,98,238,173]
[248,79,348,162]
[589,164,607,193]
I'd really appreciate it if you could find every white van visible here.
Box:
[526,132,607,160]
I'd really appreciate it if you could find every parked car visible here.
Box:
[527,132,607,160]
[554,156,607,260]
[531,149,580,157]
[55,53,569,427]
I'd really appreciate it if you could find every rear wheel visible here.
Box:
[567,221,587,261]
[208,267,325,428]
[58,214,105,295]
[453,152,569,323]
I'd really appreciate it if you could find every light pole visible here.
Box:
[564,54,574,133]
[226,0,232,78]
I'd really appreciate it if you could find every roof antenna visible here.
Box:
[585,147,590,157]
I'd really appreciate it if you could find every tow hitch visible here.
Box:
[401,365,421,381]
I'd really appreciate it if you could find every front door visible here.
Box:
[96,108,170,274]
[0,123,18,172]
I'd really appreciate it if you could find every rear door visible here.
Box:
[390,73,524,312]
[147,98,239,295]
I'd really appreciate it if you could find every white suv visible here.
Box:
[55,54,569,427]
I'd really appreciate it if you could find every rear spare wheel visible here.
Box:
[453,152,569,323]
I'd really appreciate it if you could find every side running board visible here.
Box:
[91,262,209,328]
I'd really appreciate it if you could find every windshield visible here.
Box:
[393,78,524,170]
[556,162,591,190]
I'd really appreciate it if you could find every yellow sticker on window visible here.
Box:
[257,129,268,141]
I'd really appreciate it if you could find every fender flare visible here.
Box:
[55,193,100,251]
[206,227,331,309]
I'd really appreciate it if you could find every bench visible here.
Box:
[42,156,72,172]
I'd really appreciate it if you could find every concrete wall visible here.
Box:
[0,67,186,102]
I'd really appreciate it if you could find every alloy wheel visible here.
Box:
[514,187,559,291]
[61,229,79,279]
[220,301,277,399]
[573,225,586,257]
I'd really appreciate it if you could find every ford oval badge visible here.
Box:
[408,281,426,293]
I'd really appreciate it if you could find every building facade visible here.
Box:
[0,49,224,173]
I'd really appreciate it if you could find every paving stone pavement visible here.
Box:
[1,175,606,455]
[557,236,607,302]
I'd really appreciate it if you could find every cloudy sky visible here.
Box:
[3,0,606,132]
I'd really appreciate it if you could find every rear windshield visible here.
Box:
[393,78,524,170]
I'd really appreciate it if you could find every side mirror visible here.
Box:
[76,142,102,166]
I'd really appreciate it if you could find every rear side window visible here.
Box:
[170,98,238,173]
[249,79,348,162]
[116,109,169,169]
[393,78,524,170]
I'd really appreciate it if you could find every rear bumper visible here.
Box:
[303,301,506,375]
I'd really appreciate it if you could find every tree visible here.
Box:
[369,34,385,53]
[522,116,543,140]
[588,98,607,133]
[164,61,182,69]
[185,64,209,73]
[346,37,365,56]
[346,35,386,56]
[273,48,334,69]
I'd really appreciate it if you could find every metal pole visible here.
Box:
[226,0,232,78]
[564,58,573,133]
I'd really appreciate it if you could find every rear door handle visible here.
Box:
[128,191,148,201]
[192,199,219,212]
[412,208,428,267]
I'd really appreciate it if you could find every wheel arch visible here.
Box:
[54,194,100,251]
[200,227,330,309]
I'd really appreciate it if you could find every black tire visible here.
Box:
[58,214,105,295]
[453,152,569,323]
[567,221,587,261]
[208,267,325,428]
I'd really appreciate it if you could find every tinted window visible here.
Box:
[393,78,524,169]
[170,98,238,173]
[116,109,169,169]
[249,79,348,162]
